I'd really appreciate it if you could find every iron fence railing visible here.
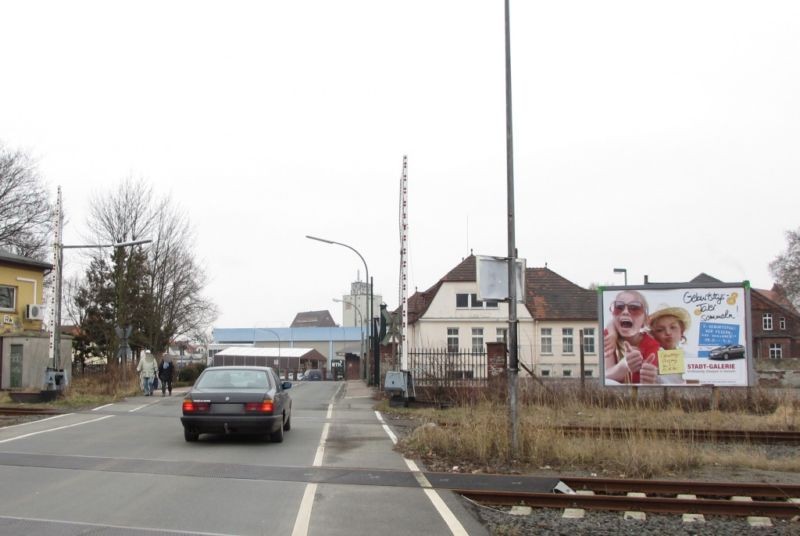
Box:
[408,348,488,387]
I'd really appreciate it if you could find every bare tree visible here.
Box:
[143,195,218,354]
[769,228,800,310]
[80,178,217,358]
[0,143,53,259]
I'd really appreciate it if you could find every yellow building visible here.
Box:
[0,248,69,390]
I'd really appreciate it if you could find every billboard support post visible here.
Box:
[579,329,585,394]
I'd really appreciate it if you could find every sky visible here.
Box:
[2,1,799,330]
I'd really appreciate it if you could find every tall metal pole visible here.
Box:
[372,276,379,386]
[306,235,372,383]
[504,0,520,456]
[334,298,365,378]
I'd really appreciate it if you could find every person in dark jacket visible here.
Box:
[158,357,175,396]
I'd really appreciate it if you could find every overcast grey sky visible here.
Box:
[2,1,798,329]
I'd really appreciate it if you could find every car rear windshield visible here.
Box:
[197,369,271,390]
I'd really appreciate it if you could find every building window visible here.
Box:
[583,370,593,377]
[471,328,484,353]
[0,285,16,312]
[763,313,773,331]
[496,328,507,344]
[563,369,572,377]
[541,328,552,354]
[456,293,498,309]
[780,317,786,330]
[447,328,459,353]
[769,343,782,359]
[582,328,595,354]
[562,328,574,354]
[541,369,550,377]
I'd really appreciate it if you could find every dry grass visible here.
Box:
[53,366,142,409]
[389,384,800,479]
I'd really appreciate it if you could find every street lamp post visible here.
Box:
[306,235,375,384]
[254,327,282,368]
[613,267,628,286]
[334,298,365,376]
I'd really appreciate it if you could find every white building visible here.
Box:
[405,255,600,378]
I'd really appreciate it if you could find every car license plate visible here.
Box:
[210,404,244,415]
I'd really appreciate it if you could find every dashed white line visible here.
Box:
[0,514,233,535]
[0,413,70,429]
[0,415,114,443]
[291,382,343,536]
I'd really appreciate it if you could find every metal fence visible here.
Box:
[407,348,488,387]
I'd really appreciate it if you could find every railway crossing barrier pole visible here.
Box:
[579,329,585,396]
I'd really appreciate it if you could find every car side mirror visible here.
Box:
[282,381,292,390]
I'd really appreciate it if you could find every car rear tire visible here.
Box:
[271,419,285,443]
[184,428,199,442]
[283,412,291,431]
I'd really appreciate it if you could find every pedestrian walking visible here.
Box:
[137,353,158,396]
[159,356,175,396]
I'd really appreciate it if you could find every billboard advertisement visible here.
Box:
[599,284,752,387]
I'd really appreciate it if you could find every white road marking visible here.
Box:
[0,514,233,535]
[0,415,114,443]
[291,384,342,536]
[376,410,469,536]
[128,400,160,412]
[291,483,318,536]
[92,403,114,411]
[0,413,70,430]
[375,411,399,444]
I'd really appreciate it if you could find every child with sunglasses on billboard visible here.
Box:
[604,290,660,384]
[646,305,692,384]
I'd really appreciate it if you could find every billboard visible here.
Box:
[599,283,752,387]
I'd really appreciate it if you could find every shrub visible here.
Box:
[178,363,206,383]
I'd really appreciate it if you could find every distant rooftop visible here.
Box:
[290,310,337,328]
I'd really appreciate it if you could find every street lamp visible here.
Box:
[613,267,628,286]
[306,235,376,384]
[253,327,282,353]
[53,238,152,372]
[333,298,365,374]
[253,326,283,369]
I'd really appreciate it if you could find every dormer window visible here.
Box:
[456,293,499,309]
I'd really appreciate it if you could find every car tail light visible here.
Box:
[245,400,274,413]
[182,399,210,414]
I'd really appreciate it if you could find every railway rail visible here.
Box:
[0,406,63,416]
[557,425,800,444]
[457,476,800,518]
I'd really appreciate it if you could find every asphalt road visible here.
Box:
[0,381,487,536]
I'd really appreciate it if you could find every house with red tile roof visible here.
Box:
[406,255,599,378]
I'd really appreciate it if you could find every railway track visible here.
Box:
[557,425,800,444]
[0,406,62,416]
[457,476,800,518]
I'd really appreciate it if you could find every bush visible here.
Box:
[178,363,206,383]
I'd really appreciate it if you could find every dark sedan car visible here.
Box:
[304,369,323,381]
[708,344,746,360]
[181,366,292,442]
